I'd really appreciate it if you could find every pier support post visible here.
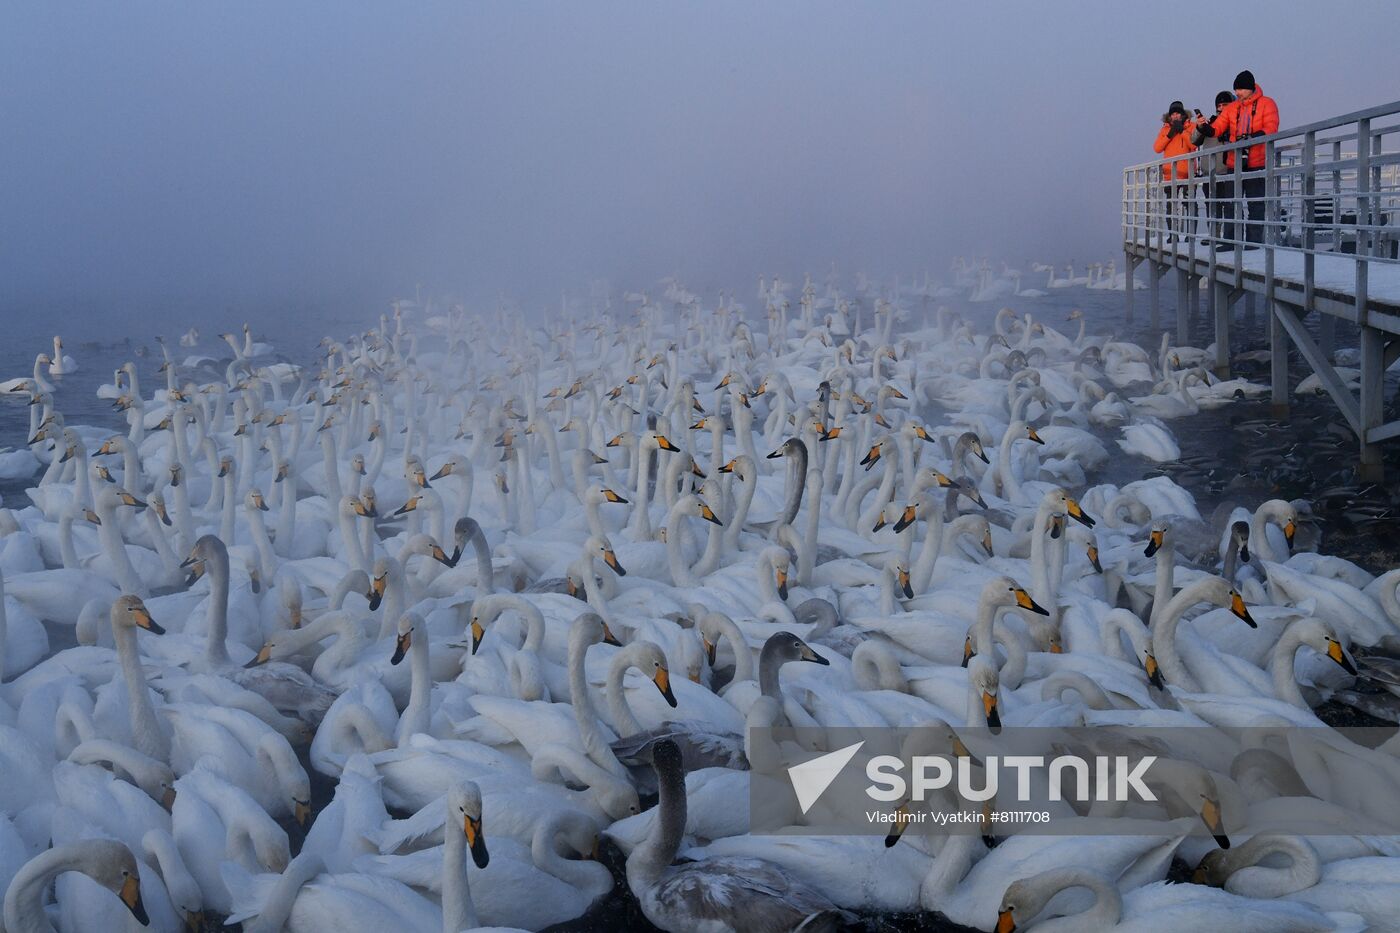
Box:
[1212,280,1232,378]
[1175,268,1188,346]
[1187,274,1200,343]
[1124,252,1137,323]
[1319,313,1336,363]
[1148,262,1161,330]
[1269,301,1289,418]
[1359,326,1385,482]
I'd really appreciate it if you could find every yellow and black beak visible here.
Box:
[819,425,842,442]
[897,567,913,599]
[252,493,269,511]
[183,559,205,587]
[972,442,990,464]
[691,462,706,479]
[797,641,830,666]
[1327,637,1358,675]
[765,447,784,459]
[391,629,412,665]
[1228,590,1256,628]
[995,906,1016,933]
[606,433,624,448]
[120,873,148,926]
[131,603,165,635]
[714,373,732,390]
[1014,587,1049,616]
[59,444,75,464]
[860,444,882,469]
[84,508,102,526]
[961,634,975,668]
[1145,528,1163,558]
[1201,795,1229,849]
[893,504,918,534]
[161,786,177,812]
[981,528,995,558]
[1025,426,1044,445]
[394,496,420,516]
[871,511,887,533]
[601,623,622,647]
[430,463,452,480]
[655,434,680,452]
[1086,543,1103,574]
[1065,497,1095,528]
[245,643,273,668]
[603,548,626,576]
[699,502,722,525]
[1144,651,1165,689]
[873,412,891,429]
[703,635,717,667]
[1284,518,1297,551]
[883,802,911,848]
[368,574,387,610]
[273,463,288,484]
[294,798,310,826]
[155,500,172,526]
[653,667,678,707]
[431,544,452,566]
[776,568,789,601]
[120,491,147,509]
[355,497,378,518]
[690,417,707,430]
[718,458,738,474]
[465,813,489,868]
[470,618,486,655]
[982,690,1001,734]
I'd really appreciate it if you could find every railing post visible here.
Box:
[1265,138,1287,417]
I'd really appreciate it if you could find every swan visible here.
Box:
[627,739,854,932]
[996,865,1342,931]
[4,839,149,931]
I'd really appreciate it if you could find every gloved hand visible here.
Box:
[1197,122,1215,138]
[1167,124,1181,138]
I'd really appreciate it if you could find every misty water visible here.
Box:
[4,276,1398,931]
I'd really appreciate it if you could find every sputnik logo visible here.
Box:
[787,741,864,815]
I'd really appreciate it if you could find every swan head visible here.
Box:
[391,612,421,665]
[1144,521,1170,557]
[630,641,678,707]
[883,556,913,599]
[997,869,1076,933]
[258,733,312,826]
[1204,576,1256,627]
[1295,619,1358,675]
[1044,488,1095,528]
[246,488,270,512]
[85,839,150,925]
[764,631,829,669]
[112,594,164,636]
[967,656,1001,733]
[585,535,625,577]
[447,780,490,868]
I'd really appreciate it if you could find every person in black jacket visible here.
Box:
[1194,91,1236,243]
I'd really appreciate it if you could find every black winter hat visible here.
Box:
[1168,100,1186,116]
[1234,70,1256,92]
[1216,91,1235,107]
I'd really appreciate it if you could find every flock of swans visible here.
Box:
[1,274,1399,933]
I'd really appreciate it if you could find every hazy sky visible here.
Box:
[3,1,1396,318]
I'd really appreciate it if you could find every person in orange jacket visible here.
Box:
[1153,101,1197,238]
[1198,71,1279,248]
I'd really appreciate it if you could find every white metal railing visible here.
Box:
[1123,100,1400,293]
